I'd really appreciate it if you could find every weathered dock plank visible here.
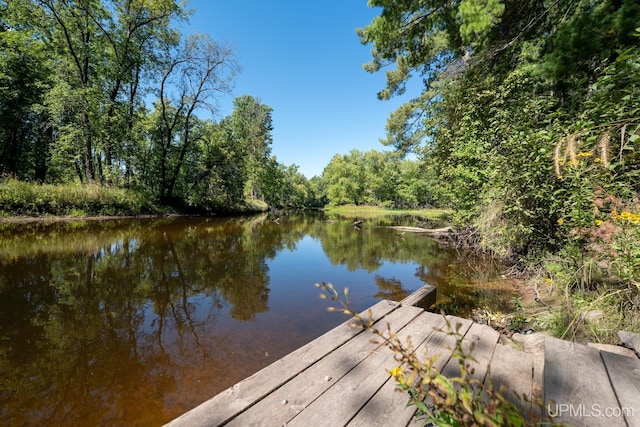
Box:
[346,311,450,427]
[431,315,474,371]
[406,316,475,427]
[400,284,437,310]
[440,321,500,381]
[226,305,426,426]
[544,336,626,426]
[285,306,439,427]
[600,350,640,427]
[164,300,399,427]
[531,351,545,421]
[487,343,536,417]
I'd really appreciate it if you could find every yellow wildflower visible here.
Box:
[557,218,564,225]
[389,365,406,385]
[594,157,603,163]
[389,365,403,378]
[577,151,593,157]
[612,210,640,224]
[595,219,603,226]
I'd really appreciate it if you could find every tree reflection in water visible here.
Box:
[0,213,515,425]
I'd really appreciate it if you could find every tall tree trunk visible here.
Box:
[5,128,19,175]
[75,160,84,183]
[82,111,95,183]
[165,114,193,201]
[34,123,52,182]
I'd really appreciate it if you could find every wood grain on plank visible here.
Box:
[440,321,500,381]
[347,311,450,427]
[600,350,640,427]
[286,307,445,427]
[486,344,534,417]
[405,315,474,427]
[226,305,426,427]
[544,336,626,427]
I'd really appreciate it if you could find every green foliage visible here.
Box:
[457,0,505,48]
[361,1,640,250]
[357,0,464,100]
[0,1,310,214]
[529,271,640,343]
[360,1,640,338]
[0,3,52,181]
[0,178,157,217]
[150,33,238,202]
[320,149,434,208]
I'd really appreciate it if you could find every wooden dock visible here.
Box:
[166,285,640,427]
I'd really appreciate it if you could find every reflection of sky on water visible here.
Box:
[267,235,427,311]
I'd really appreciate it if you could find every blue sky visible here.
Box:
[181,1,420,178]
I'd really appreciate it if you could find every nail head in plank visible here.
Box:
[531,351,544,421]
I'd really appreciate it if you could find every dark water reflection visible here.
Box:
[0,213,516,426]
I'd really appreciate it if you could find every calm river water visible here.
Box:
[0,212,516,426]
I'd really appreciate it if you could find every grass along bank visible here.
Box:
[323,204,452,222]
[0,178,270,219]
[473,200,640,345]
[517,256,640,345]
[0,179,163,218]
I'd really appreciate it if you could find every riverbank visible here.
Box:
[0,179,269,220]
[362,214,640,346]
[323,204,452,221]
[0,213,184,224]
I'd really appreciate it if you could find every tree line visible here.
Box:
[0,0,439,212]
[0,0,315,210]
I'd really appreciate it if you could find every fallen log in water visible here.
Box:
[386,226,452,234]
